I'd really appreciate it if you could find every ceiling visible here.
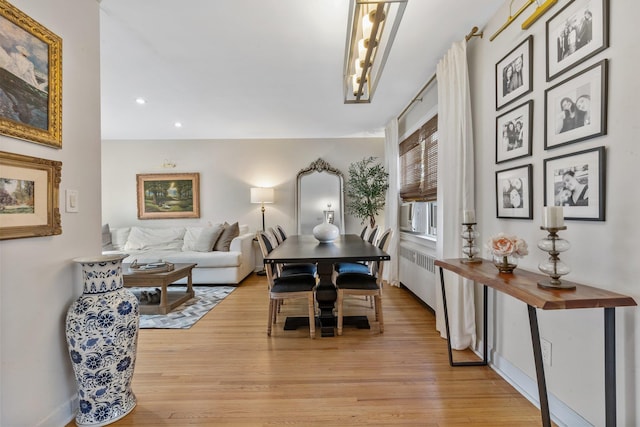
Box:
[99,0,503,141]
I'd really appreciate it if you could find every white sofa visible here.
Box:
[102,223,255,285]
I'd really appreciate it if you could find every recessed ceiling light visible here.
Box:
[135,97,146,105]
[174,122,183,128]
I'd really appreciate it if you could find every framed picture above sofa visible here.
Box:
[136,173,200,219]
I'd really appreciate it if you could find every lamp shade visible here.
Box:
[250,187,274,204]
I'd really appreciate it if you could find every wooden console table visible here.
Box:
[435,258,636,427]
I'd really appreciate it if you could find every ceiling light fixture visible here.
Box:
[343,0,407,104]
[135,97,146,105]
[174,122,183,128]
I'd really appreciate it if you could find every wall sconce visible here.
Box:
[343,0,407,104]
[250,187,274,232]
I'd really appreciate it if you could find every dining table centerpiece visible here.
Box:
[485,233,528,273]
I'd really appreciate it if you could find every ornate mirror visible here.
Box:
[296,158,345,235]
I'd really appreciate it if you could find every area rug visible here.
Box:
[133,286,236,329]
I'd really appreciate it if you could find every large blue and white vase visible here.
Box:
[66,254,139,426]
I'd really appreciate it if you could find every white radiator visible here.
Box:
[399,241,437,309]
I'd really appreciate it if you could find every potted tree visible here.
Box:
[345,156,389,228]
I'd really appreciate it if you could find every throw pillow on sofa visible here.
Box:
[182,224,224,252]
[214,222,240,252]
[124,227,186,251]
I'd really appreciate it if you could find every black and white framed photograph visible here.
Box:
[496,100,533,164]
[543,146,605,221]
[495,164,533,219]
[544,59,607,150]
[495,35,533,110]
[546,0,609,81]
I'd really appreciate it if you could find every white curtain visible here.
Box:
[435,40,477,350]
[383,118,400,287]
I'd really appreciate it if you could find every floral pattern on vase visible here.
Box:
[66,254,139,426]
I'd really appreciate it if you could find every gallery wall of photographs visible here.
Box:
[494,0,609,222]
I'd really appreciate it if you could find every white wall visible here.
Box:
[0,0,102,426]
[468,1,639,425]
[101,139,385,235]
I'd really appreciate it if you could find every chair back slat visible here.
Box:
[256,231,278,284]
[276,225,288,241]
[359,225,369,239]
[371,228,393,279]
[268,227,283,245]
[367,226,379,245]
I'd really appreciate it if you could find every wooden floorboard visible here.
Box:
[66,273,552,426]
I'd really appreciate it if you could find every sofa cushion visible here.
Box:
[163,250,242,268]
[124,227,186,251]
[111,227,131,251]
[102,224,114,251]
[182,224,224,252]
[214,222,239,252]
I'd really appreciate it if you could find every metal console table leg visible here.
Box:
[438,267,488,367]
[527,305,551,427]
[604,307,616,427]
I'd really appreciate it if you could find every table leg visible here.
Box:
[315,261,337,337]
[186,268,195,298]
[604,307,616,427]
[527,305,551,427]
[438,267,488,366]
[159,284,169,314]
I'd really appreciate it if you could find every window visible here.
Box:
[399,115,438,237]
[399,115,438,201]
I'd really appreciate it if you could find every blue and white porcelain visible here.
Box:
[66,254,139,426]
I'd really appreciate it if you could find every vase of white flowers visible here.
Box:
[485,233,528,273]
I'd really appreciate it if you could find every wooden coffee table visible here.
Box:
[122,263,197,315]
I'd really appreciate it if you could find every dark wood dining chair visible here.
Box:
[256,231,317,339]
[335,228,393,336]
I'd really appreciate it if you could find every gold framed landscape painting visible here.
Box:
[0,150,61,240]
[137,173,200,219]
[0,0,62,148]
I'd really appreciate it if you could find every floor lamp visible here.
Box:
[251,187,274,276]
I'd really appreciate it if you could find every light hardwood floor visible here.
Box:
[66,273,551,426]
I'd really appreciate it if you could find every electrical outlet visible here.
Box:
[541,338,552,367]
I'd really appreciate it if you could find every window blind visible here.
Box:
[399,115,438,201]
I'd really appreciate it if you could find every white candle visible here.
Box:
[463,210,475,223]
[543,206,564,228]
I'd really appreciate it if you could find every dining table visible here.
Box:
[263,234,390,337]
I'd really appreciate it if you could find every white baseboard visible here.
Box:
[36,395,76,427]
[473,339,593,427]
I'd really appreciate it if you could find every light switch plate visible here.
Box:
[66,189,79,213]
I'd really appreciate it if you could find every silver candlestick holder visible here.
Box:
[537,226,574,289]
[461,223,481,263]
